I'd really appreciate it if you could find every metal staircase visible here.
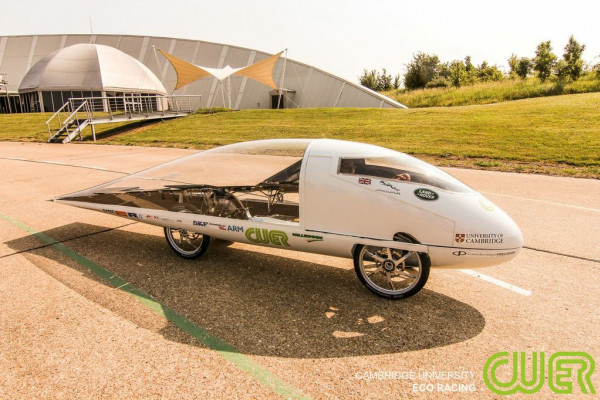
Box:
[46,94,202,143]
[46,100,90,143]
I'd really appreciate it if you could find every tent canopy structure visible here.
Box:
[158,49,283,91]
[19,44,167,94]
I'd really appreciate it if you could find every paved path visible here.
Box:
[1,143,598,399]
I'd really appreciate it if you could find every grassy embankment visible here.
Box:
[1,92,599,178]
[384,74,600,108]
[0,113,136,142]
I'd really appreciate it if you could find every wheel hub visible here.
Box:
[382,259,395,272]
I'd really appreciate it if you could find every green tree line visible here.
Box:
[360,36,599,91]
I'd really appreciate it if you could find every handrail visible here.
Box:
[60,100,88,143]
[45,101,70,125]
[46,101,72,139]
[47,94,202,142]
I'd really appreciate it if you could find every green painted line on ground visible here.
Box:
[0,212,309,400]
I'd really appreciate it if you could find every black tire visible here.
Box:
[164,204,210,259]
[353,244,430,299]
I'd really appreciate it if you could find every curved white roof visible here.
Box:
[18,43,166,94]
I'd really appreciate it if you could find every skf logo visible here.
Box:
[483,351,595,395]
[455,234,465,243]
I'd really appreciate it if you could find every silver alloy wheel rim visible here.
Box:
[165,208,205,256]
[358,246,422,296]
[166,227,204,256]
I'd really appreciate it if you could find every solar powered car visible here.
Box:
[55,139,523,299]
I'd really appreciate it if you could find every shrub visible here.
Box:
[404,52,441,89]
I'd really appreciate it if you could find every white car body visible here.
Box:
[55,139,523,298]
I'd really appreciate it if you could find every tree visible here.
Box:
[448,60,468,87]
[404,52,441,90]
[593,61,600,78]
[464,56,476,75]
[358,68,397,91]
[533,41,557,82]
[477,61,503,82]
[555,59,569,80]
[359,69,378,90]
[379,68,393,91]
[508,54,519,78]
[562,35,586,81]
[516,57,532,79]
[393,74,401,89]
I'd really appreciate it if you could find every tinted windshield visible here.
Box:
[339,154,474,193]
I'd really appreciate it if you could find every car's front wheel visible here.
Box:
[353,245,429,299]
[164,206,210,259]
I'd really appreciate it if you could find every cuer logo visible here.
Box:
[483,351,595,395]
[245,228,290,247]
[414,188,438,201]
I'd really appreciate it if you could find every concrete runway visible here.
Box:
[1,142,598,399]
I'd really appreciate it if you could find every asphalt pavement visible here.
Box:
[1,142,598,399]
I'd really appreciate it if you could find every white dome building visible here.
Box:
[18,43,167,112]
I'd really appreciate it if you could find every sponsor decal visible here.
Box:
[379,180,401,192]
[483,351,595,395]
[358,177,371,185]
[227,225,244,232]
[127,212,144,220]
[377,180,402,195]
[455,233,504,244]
[245,228,290,247]
[193,221,208,227]
[102,209,115,214]
[209,223,225,230]
[452,250,516,257]
[414,188,438,201]
[479,196,495,212]
[292,233,324,242]
[147,214,159,220]
[115,211,128,217]
[377,189,402,196]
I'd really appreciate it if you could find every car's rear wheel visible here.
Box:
[353,245,429,299]
[164,206,210,259]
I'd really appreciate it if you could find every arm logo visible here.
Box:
[483,351,595,395]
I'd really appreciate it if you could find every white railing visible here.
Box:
[45,101,73,138]
[46,94,202,142]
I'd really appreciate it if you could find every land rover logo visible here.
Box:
[414,188,438,201]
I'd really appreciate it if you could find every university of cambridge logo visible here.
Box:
[455,234,465,243]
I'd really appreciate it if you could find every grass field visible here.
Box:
[384,74,600,108]
[0,113,137,142]
[1,93,599,178]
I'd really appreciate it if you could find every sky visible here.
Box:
[3,0,600,84]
